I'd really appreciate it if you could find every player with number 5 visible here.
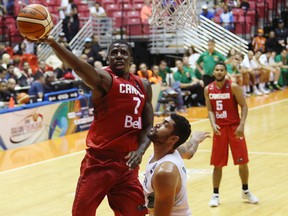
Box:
[204,62,259,207]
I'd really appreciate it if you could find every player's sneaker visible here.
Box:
[253,88,263,96]
[209,194,220,207]
[242,191,259,204]
[273,84,282,90]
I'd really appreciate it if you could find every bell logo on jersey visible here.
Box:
[216,111,227,119]
[124,115,142,129]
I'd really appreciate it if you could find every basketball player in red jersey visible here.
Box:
[204,62,259,207]
[41,36,153,215]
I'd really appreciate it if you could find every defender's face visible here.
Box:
[213,65,226,81]
[148,117,175,144]
[108,43,131,76]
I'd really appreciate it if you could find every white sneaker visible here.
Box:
[242,191,259,204]
[209,194,220,207]
[253,88,263,96]
[259,87,270,95]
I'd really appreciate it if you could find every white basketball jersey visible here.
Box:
[142,151,192,216]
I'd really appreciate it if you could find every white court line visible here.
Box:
[197,149,288,156]
[1,98,288,175]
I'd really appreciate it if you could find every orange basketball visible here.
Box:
[17,92,30,104]
[16,4,53,41]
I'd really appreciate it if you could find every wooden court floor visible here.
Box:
[1,88,288,216]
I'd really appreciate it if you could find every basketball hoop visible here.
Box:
[149,0,198,30]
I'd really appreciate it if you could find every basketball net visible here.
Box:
[149,0,198,30]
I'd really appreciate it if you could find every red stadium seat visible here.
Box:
[133,3,143,10]
[127,18,142,35]
[127,10,140,18]
[113,11,127,28]
[106,4,119,17]
[102,0,115,8]
[77,4,90,13]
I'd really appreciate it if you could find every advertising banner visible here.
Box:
[0,96,93,150]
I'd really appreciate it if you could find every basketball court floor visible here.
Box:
[0,88,288,216]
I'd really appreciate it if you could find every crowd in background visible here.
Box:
[0,0,288,112]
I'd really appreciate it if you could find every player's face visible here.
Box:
[213,64,226,82]
[108,43,132,76]
[148,117,175,145]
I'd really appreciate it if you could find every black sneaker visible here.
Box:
[273,84,282,90]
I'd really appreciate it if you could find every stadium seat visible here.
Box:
[106,4,119,17]
[246,10,256,26]
[256,2,266,18]
[127,10,140,18]
[127,18,142,35]
[102,0,115,8]
[78,4,90,13]
[232,8,244,21]
[113,11,127,28]
[133,3,143,10]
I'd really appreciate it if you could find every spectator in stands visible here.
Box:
[60,0,79,42]
[13,41,26,55]
[129,63,137,75]
[35,60,46,75]
[174,59,205,106]
[137,63,153,81]
[6,0,14,16]
[82,37,102,63]
[1,53,11,69]
[90,2,106,18]
[92,34,105,63]
[274,19,288,49]
[140,0,152,24]
[94,61,103,70]
[5,63,18,81]
[185,46,200,70]
[23,39,36,54]
[240,50,262,96]
[200,4,214,20]
[44,71,55,93]
[239,0,250,12]
[196,39,227,86]
[6,78,17,102]
[265,31,282,54]
[275,48,288,86]
[159,60,173,85]
[227,0,240,8]
[0,80,10,102]
[0,0,7,16]
[219,4,234,31]
[54,62,72,80]
[68,0,79,42]
[150,65,162,84]
[18,61,33,87]
[252,29,266,53]
[58,32,71,50]
[0,65,7,82]
[28,72,45,101]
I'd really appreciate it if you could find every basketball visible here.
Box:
[16,4,53,41]
[17,92,30,104]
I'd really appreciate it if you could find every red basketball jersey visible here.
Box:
[86,67,146,153]
[207,80,240,126]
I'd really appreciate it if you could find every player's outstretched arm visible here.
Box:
[125,79,154,169]
[42,36,111,96]
[177,131,211,160]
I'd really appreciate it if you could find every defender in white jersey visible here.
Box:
[143,114,210,216]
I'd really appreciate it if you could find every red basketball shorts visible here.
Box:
[210,124,249,167]
[72,149,147,216]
